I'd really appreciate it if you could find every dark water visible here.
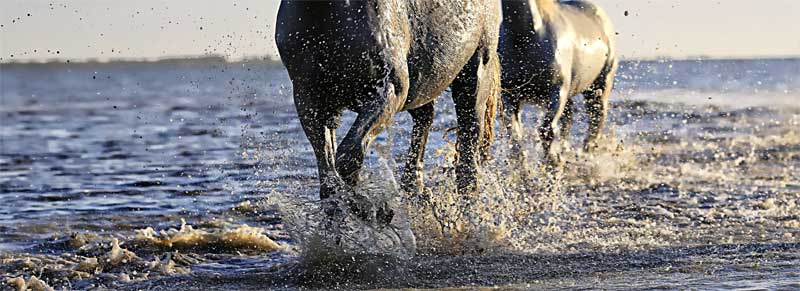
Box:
[1,59,799,290]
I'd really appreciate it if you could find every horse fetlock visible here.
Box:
[455,165,479,198]
[321,198,345,222]
[319,174,348,198]
[340,169,361,188]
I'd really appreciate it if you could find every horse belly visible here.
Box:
[404,48,477,110]
[499,37,561,102]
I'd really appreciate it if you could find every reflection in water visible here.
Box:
[1,59,799,290]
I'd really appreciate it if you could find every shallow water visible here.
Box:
[1,58,799,290]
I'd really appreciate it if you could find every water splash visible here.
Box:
[0,219,285,290]
[263,144,416,278]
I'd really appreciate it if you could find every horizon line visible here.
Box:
[2,53,800,66]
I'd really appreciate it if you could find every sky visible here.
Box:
[1,0,799,63]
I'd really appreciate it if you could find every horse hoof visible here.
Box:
[321,198,344,220]
[583,140,601,153]
[376,202,395,226]
[544,153,564,170]
[343,193,395,226]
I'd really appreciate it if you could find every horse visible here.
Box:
[276,0,501,223]
[499,0,617,171]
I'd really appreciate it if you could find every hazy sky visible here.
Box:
[1,0,799,62]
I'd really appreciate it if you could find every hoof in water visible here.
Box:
[583,137,604,153]
[544,153,565,173]
[321,198,344,220]
[343,192,395,226]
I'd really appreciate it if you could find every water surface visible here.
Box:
[1,58,799,290]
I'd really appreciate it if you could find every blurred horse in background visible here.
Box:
[499,0,617,171]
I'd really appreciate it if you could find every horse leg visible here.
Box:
[451,48,499,198]
[539,86,569,171]
[336,96,397,187]
[560,98,574,142]
[335,79,400,222]
[294,87,344,200]
[401,102,435,198]
[584,62,617,152]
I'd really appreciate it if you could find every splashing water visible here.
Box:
[267,144,416,257]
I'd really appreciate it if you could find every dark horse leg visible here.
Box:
[294,86,344,200]
[583,61,618,152]
[452,48,499,197]
[539,86,570,171]
[401,102,435,197]
[335,77,400,222]
[336,85,398,186]
[560,98,574,141]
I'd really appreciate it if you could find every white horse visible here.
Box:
[499,0,617,170]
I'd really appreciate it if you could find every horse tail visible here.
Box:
[535,0,558,18]
[480,50,501,164]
